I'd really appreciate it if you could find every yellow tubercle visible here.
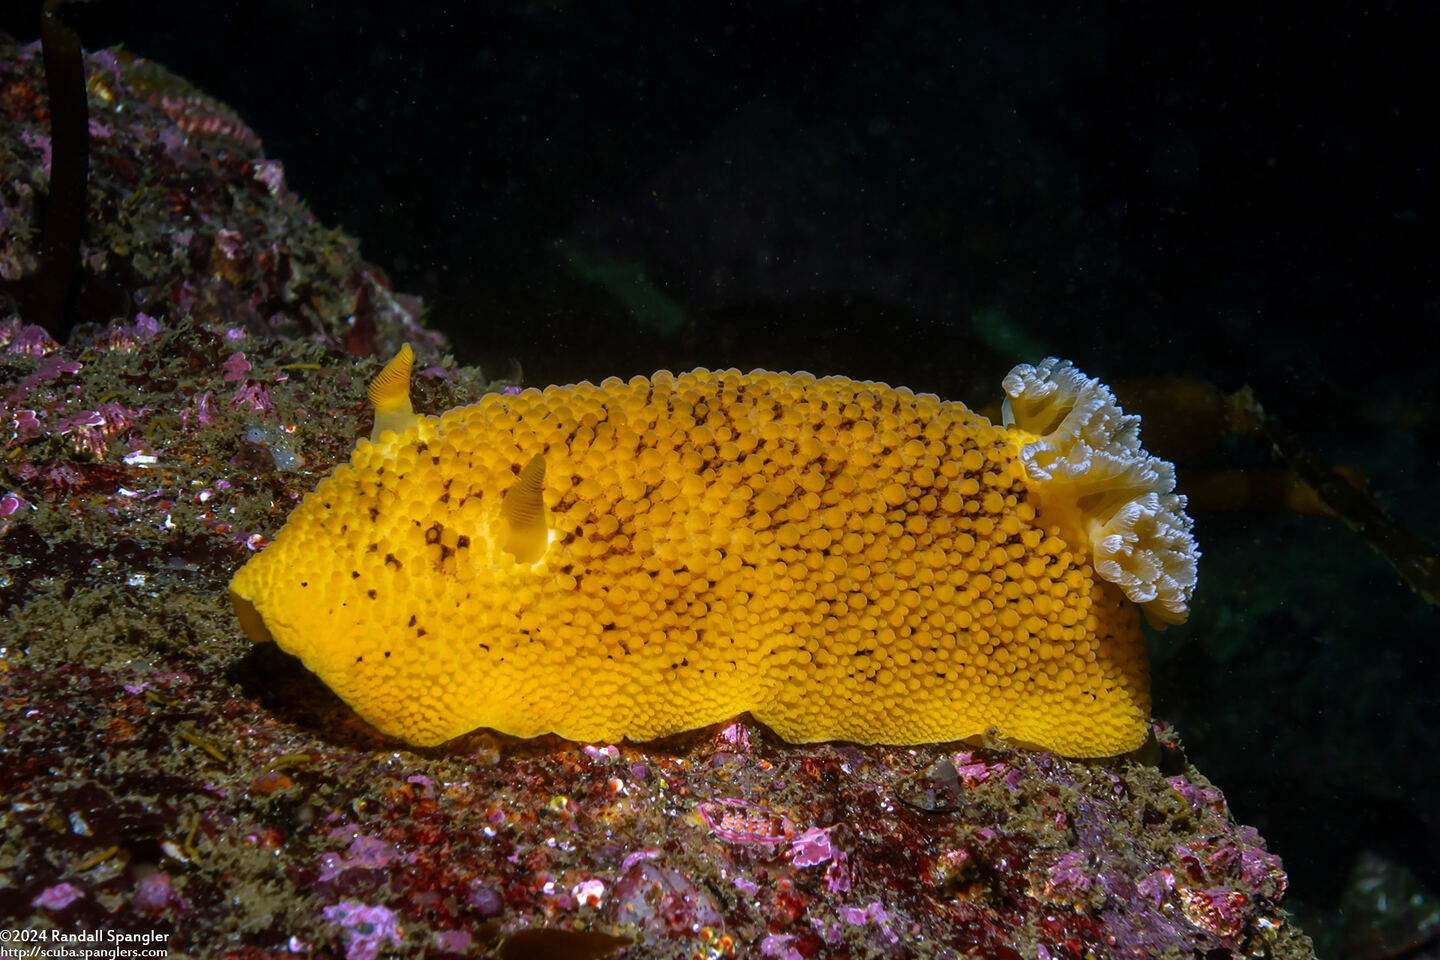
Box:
[230,361,1197,757]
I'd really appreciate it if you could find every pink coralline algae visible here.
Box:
[0,491,31,517]
[760,932,803,959]
[11,409,43,441]
[183,391,219,429]
[54,401,143,458]
[609,859,724,932]
[1167,774,1228,815]
[1179,887,1253,945]
[221,351,252,381]
[825,851,853,894]
[467,883,504,917]
[571,878,607,907]
[95,313,163,352]
[957,748,1027,793]
[251,158,286,196]
[230,381,274,415]
[790,825,838,867]
[841,900,900,943]
[1044,849,1097,898]
[32,882,85,911]
[132,872,184,914]
[0,318,59,355]
[4,356,82,404]
[433,929,471,953]
[318,835,401,882]
[321,901,402,960]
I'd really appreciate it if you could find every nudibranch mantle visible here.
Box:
[229,353,1199,757]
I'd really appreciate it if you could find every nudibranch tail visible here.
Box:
[500,453,550,564]
[1001,358,1200,627]
[367,343,416,441]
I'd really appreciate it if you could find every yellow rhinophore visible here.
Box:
[366,343,415,441]
[229,350,1198,757]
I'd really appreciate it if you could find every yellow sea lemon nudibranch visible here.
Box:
[228,350,1199,758]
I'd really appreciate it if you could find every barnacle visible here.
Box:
[230,352,1199,757]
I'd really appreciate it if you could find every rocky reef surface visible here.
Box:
[0,34,1314,959]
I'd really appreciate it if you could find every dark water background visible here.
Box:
[4,0,1436,947]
